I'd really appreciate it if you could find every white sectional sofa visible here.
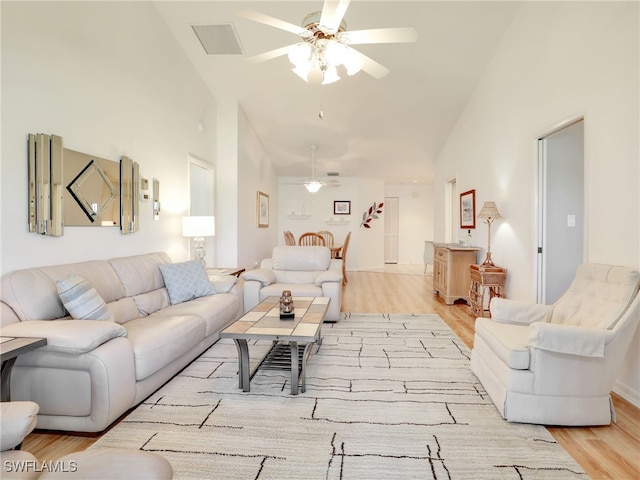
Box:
[0,252,242,433]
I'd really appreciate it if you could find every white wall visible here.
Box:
[433,2,640,404]
[1,2,218,273]
[278,177,385,271]
[385,183,433,265]
[237,108,279,269]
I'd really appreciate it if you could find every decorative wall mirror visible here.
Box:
[152,178,160,220]
[28,134,63,236]
[120,155,139,234]
[28,133,140,235]
[63,149,120,227]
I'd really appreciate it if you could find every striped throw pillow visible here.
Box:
[56,275,115,321]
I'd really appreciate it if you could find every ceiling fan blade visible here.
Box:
[347,46,390,79]
[237,10,309,37]
[320,0,351,34]
[341,27,417,45]
[245,45,295,63]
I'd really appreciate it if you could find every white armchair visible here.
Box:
[470,263,640,426]
[243,246,343,321]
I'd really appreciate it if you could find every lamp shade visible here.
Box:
[182,216,215,237]
[477,202,502,222]
[304,180,324,193]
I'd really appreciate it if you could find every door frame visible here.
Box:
[534,115,589,303]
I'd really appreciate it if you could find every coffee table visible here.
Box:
[220,296,330,395]
[1,336,47,401]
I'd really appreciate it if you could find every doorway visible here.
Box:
[384,197,399,263]
[189,155,215,266]
[537,119,585,304]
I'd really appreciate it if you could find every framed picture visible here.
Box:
[460,189,476,229]
[257,191,269,228]
[334,200,351,215]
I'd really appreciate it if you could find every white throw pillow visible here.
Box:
[159,260,214,305]
[56,274,115,321]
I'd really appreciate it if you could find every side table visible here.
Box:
[1,336,47,401]
[207,267,245,278]
[469,264,507,317]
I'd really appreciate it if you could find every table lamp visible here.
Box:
[182,216,215,266]
[477,202,501,267]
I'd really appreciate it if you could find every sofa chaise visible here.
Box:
[0,252,243,433]
[242,246,343,321]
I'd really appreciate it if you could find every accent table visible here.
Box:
[468,264,507,317]
[220,296,330,395]
[1,336,47,401]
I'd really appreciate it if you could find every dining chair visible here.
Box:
[318,230,334,248]
[283,230,296,246]
[298,232,325,246]
[335,231,351,285]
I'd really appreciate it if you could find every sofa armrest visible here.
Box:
[490,298,553,325]
[0,401,39,450]
[242,268,276,286]
[0,320,127,355]
[528,322,614,357]
[315,270,342,286]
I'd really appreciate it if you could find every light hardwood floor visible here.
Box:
[23,270,640,479]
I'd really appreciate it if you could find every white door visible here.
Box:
[537,120,585,304]
[384,197,399,263]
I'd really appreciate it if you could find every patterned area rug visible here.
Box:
[93,313,588,479]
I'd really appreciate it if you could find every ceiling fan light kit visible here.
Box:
[304,144,324,193]
[241,0,417,85]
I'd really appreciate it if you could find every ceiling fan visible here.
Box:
[284,144,341,192]
[238,0,417,84]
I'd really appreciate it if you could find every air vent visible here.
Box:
[192,24,244,55]
[327,172,340,176]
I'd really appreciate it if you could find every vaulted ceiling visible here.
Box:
[155,1,521,184]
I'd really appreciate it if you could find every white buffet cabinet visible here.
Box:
[433,244,480,305]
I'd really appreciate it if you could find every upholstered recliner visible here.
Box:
[242,246,343,321]
[470,263,640,426]
[0,401,173,479]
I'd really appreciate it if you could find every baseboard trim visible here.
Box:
[613,380,640,408]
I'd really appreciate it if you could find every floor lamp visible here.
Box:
[477,202,501,267]
[182,216,215,266]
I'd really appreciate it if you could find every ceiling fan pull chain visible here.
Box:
[319,85,324,120]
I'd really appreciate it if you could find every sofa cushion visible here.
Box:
[159,260,214,305]
[154,293,240,337]
[0,320,127,355]
[56,275,115,321]
[1,260,124,322]
[474,317,531,370]
[123,315,206,381]
[131,288,171,317]
[272,246,330,271]
[108,252,171,297]
[552,264,640,329]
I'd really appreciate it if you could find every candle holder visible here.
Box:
[279,290,295,319]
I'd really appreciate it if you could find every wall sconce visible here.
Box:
[182,216,215,266]
[477,201,502,266]
[152,178,160,220]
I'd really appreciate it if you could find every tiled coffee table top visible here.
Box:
[221,296,330,342]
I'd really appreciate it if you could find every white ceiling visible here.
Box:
[155,1,522,184]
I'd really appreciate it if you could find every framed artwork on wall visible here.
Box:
[257,191,269,228]
[334,200,351,215]
[460,189,476,229]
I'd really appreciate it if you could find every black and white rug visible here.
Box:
[93,313,588,479]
